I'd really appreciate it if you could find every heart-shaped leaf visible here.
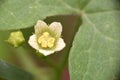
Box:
[0,0,78,30]
[69,0,120,80]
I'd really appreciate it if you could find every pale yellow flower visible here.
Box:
[28,20,66,56]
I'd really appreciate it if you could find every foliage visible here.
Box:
[0,0,120,80]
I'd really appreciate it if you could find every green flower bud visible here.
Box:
[7,31,25,47]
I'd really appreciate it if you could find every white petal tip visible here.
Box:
[49,22,62,36]
[38,49,55,56]
[28,34,39,50]
[55,38,66,51]
[37,20,45,23]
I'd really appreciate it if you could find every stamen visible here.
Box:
[47,38,55,48]
[41,40,47,48]
[43,32,49,38]
[38,32,55,48]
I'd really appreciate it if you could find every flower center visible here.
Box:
[37,32,55,48]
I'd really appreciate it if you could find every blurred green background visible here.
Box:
[0,15,80,80]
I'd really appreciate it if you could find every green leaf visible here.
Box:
[69,0,120,80]
[0,60,34,80]
[0,0,78,30]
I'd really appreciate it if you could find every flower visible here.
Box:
[28,20,66,56]
[7,31,25,47]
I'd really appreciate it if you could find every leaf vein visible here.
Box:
[87,9,120,14]
[83,13,119,42]
[58,0,81,14]
[1,6,24,27]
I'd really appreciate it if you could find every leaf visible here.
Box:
[0,31,10,60]
[69,0,120,80]
[0,0,78,30]
[0,60,34,80]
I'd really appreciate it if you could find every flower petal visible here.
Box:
[28,34,39,50]
[35,20,48,34]
[38,49,55,56]
[49,22,62,36]
[55,38,66,51]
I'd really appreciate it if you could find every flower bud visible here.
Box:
[7,31,25,47]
